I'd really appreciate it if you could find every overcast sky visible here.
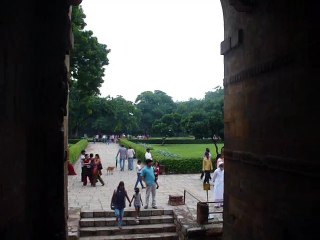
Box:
[80,0,224,102]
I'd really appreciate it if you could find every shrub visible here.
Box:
[68,139,82,144]
[69,139,89,164]
[130,139,221,144]
[119,139,203,174]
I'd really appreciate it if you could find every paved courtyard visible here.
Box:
[68,142,222,221]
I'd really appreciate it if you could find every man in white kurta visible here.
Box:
[212,162,224,207]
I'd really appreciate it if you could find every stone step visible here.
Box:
[80,223,176,237]
[81,209,173,218]
[80,232,179,240]
[80,215,174,227]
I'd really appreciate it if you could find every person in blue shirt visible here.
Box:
[141,159,157,209]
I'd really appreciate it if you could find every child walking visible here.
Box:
[134,160,145,189]
[129,188,143,223]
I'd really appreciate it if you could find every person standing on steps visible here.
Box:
[116,144,128,171]
[110,181,131,229]
[141,159,157,209]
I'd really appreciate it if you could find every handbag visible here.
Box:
[98,163,103,170]
[111,203,115,210]
[203,183,211,191]
[111,190,116,210]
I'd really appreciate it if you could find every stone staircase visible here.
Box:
[79,208,178,240]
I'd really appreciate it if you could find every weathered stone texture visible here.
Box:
[221,0,319,239]
[0,1,70,239]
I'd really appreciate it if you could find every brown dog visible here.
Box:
[106,166,115,175]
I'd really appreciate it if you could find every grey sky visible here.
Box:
[81,0,224,102]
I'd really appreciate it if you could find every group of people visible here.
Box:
[110,147,160,228]
[201,148,224,208]
[80,150,105,187]
[76,143,223,229]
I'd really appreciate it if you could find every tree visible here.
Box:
[69,5,110,137]
[135,90,175,134]
[184,111,209,139]
[110,96,141,135]
[152,113,182,145]
[70,6,110,97]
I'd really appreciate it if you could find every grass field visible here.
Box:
[150,143,224,159]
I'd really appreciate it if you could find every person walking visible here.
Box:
[141,159,157,209]
[110,181,131,229]
[134,160,145,189]
[212,161,224,208]
[82,154,93,186]
[116,144,128,171]
[92,154,104,186]
[129,188,143,223]
[202,151,213,184]
[127,146,135,171]
[200,148,212,180]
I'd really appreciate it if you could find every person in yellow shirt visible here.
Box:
[202,151,213,184]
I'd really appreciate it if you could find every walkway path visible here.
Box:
[68,142,221,220]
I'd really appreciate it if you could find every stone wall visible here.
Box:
[221,0,319,239]
[0,1,70,239]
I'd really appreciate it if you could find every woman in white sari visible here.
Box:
[212,161,224,208]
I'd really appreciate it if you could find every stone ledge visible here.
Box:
[173,205,223,240]
[168,195,184,206]
[68,207,81,240]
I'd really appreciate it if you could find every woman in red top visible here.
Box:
[154,161,160,189]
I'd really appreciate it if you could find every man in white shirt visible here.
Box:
[80,150,86,182]
[145,148,152,161]
[127,146,135,171]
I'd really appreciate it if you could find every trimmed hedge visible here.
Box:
[130,139,221,144]
[119,139,203,174]
[69,138,83,144]
[69,139,89,164]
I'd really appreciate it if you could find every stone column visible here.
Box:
[221,0,319,239]
[0,1,70,239]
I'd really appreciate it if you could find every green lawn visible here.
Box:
[150,143,224,159]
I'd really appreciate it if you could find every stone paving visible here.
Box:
[68,142,223,222]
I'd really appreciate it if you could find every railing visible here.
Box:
[184,189,223,224]
[205,201,224,215]
[183,189,201,204]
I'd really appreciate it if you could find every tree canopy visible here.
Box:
[69,6,110,136]
[67,4,224,140]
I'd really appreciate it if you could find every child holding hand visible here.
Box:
[129,188,143,223]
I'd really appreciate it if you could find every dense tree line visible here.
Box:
[69,88,224,140]
[68,5,224,140]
